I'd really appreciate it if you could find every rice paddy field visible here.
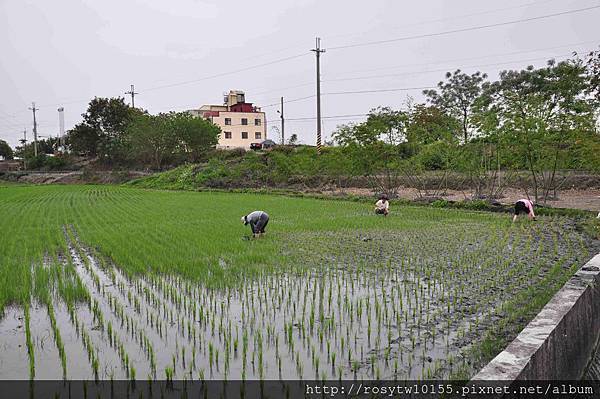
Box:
[0,184,598,382]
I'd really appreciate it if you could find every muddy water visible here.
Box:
[28,305,62,379]
[51,302,94,380]
[0,308,28,379]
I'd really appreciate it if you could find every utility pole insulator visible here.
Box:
[125,84,138,108]
[311,37,325,154]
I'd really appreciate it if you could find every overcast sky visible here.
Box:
[1,0,599,148]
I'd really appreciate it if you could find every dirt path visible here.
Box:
[324,187,600,212]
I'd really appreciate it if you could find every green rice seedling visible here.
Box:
[24,304,35,380]
[164,367,173,381]
[208,343,214,372]
[47,304,68,379]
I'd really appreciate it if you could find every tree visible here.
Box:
[0,140,13,160]
[423,70,488,143]
[582,48,600,103]
[126,111,220,169]
[332,107,410,196]
[333,107,408,147]
[66,123,100,155]
[474,60,597,202]
[169,112,221,162]
[127,113,175,170]
[288,133,298,145]
[406,104,460,145]
[66,97,133,159]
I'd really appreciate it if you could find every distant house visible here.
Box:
[188,90,267,150]
[0,160,22,172]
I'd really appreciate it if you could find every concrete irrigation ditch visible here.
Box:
[474,252,600,381]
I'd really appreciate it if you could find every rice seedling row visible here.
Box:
[0,185,597,381]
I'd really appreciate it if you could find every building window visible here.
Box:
[224,132,232,139]
[225,118,231,125]
[241,118,248,125]
[255,132,261,139]
[254,119,261,126]
[241,132,248,139]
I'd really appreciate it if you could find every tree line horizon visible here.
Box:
[2,51,600,201]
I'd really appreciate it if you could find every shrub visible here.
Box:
[416,141,451,170]
[45,156,67,170]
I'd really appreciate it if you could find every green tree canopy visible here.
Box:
[423,70,488,143]
[333,107,408,147]
[66,97,134,159]
[474,59,598,200]
[0,140,13,160]
[126,111,220,170]
[406,104,460,145]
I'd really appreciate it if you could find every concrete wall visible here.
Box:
[474,253,600,380]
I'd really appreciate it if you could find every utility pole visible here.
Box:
[125,84,138,108]
[20,129,27,146]
[311,37,325,154]
[57,107,65,150]
[20,129,27,170]
[29,102,39,156]
[280,96,285,145]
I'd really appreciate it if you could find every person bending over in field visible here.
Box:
[241,210,270,238]
[375,194,390,217]
[513,198,536,222]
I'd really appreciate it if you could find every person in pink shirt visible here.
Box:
[513,198,536,222]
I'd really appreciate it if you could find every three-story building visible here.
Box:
[189,90,266,149]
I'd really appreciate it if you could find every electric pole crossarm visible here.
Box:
[125,84,138,108]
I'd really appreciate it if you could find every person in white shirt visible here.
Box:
[241,210,269,238]
[374,194,390,217]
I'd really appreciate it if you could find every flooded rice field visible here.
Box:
[1,217,597,382]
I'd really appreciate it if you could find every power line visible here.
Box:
[141,53,309,92]
[1,54,310,116]
[324,40,599,77]
[252,81,314,97]
[262,95,317,108]
[325,86,435,96]
[283,113,369,121]
[323,51,582,83]
[249,40,597,104]
[263,86,436,109]
[328,5,600,50]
